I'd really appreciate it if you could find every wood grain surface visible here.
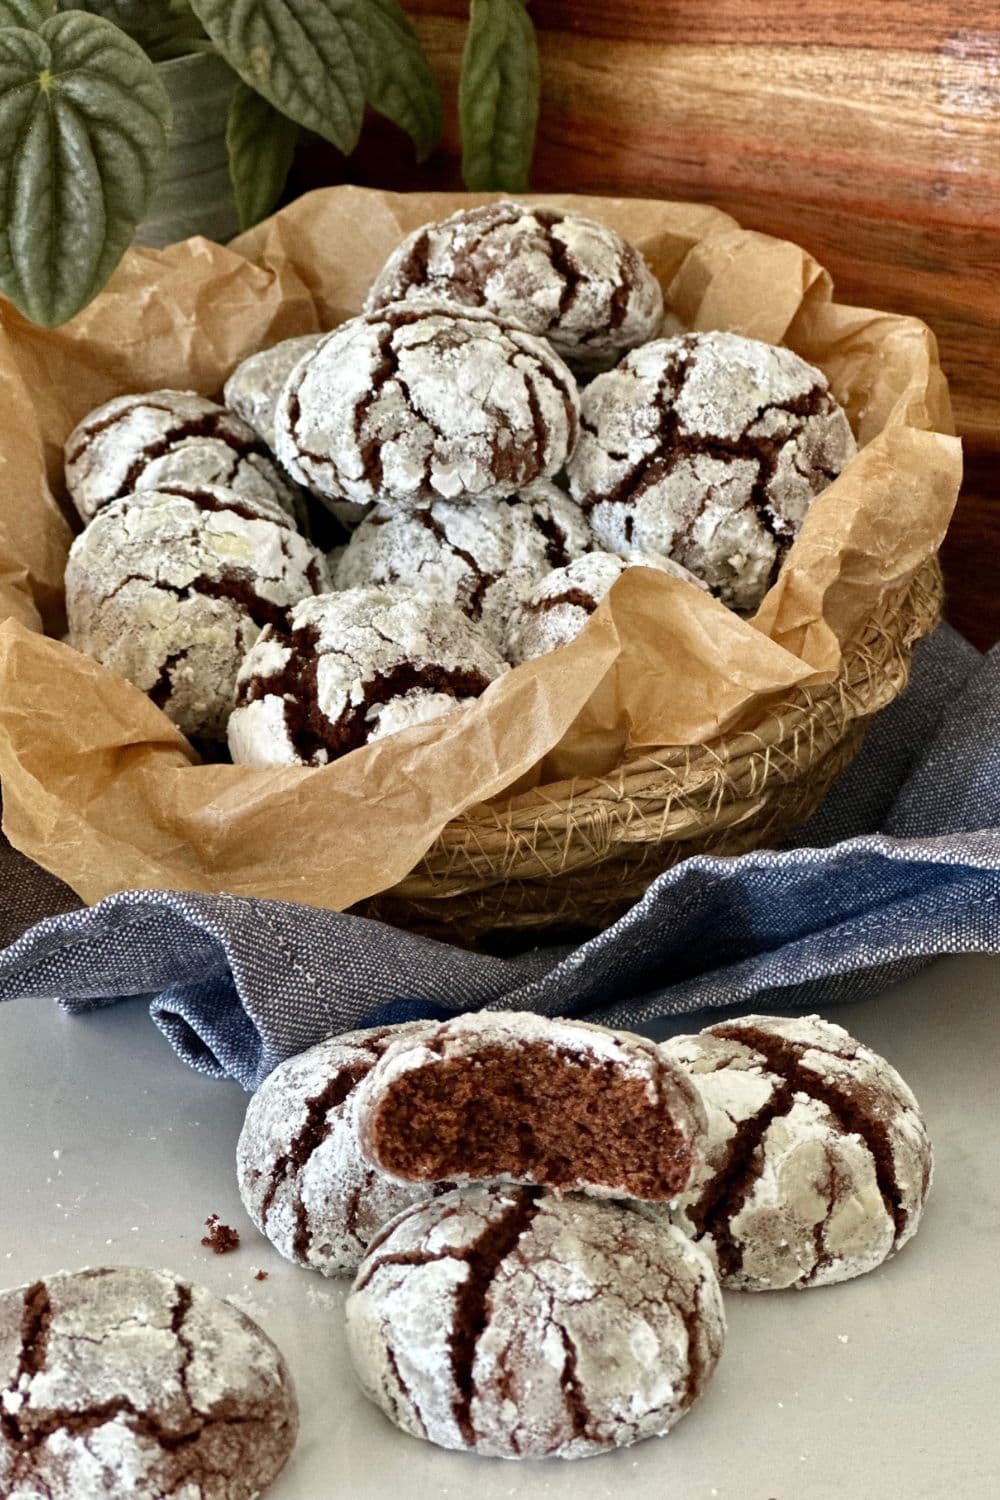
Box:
[289,1,1000,646]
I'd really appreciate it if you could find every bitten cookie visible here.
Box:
[228,586,508,766]
[504,549,707,664]
[65,486,329,739]
[567,331,857,613]
[0,1266,297,1499]
[274,301,580,509]
[662,1014,934,1291]
[333,481,591,648]
[64,389,305,525]
[346,1185,725,1460]
[238,1022,445,1277]
[364,201,663,374]
[354,1011,706,1201]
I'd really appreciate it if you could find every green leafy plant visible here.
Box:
[460,0,538,194]
[0,0,541,326]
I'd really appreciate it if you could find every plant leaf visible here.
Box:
[364,0,441,161]
[0,11,171,325]
[0,1,55,28]
[227,78,299,231]
[459,0,539,191]
[56,3,210,61]
[189,0,370,153]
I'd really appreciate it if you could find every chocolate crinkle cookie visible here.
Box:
[224,335,370,535]
[346,1184,725,1460]
[0,1266,297,1499]
[567,331,858,614]
[354,1011,706,1201]
[238,1022,447,1277]
[223,334,324,449]
[364,201,664,374]
[662,1014,934,1291]
[504,549,707,664]
[65,485,329,740]
[228,586,508,767]
[274,301,579,509]
[64,389,306,526]
[333,480,591,650]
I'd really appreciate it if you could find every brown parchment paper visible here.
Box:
[0,187,962,910]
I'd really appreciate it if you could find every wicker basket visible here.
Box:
[362,560,943,941]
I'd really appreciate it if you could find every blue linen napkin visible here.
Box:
[0,624,997,1091]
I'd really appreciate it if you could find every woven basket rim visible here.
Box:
[384,558,942,913]
[440,560,938,834]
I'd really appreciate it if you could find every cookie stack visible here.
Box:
[62,202,857,764]
[0,1006,935,1486]
[236,1008,933,1463]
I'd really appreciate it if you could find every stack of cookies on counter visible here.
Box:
[0,1006,932,1487]
[63,202,858,763]
[238,1008,933,1462]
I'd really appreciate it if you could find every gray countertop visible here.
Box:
[1,953,997,1499]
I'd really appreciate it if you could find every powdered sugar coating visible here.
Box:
[333,480,592,649]
[346,1185,725,1460]
[238,1022,446,1277]
[223,334,368,531]
[504,549,708,663]
[0,1266,297,1498]
[274,301,580,508]
[228,586,508,767]
[156,478,293,529]
[224,335,325,449]
[662,1013,933,1291]
[567,331,857,613]
[364,201,663,374]
[355,1009,706,1199]
[64,389,305,525]
[65,486,329,739]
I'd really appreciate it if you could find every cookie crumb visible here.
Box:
[202,1214,241,1254]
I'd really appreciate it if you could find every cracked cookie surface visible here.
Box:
[223,337,369,533]
[64,389,306,526]
[346,1184,725,1459]
[662,1013,933,1291]
[274,302,580,509]
[364,201,663,374]
[354,1010,706,1201]
[238,1022,445,1277]
[223,335,324,450]
[65,486,329,740]
[504,548,707,663]
[228,586,508,767]
[333,480,591,650]
[0,1265,297,1499]
[567,331,857,613]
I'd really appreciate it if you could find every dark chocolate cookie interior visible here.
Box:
[366,1042,695,1199]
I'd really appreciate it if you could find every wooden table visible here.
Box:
[292,0,1000,648]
